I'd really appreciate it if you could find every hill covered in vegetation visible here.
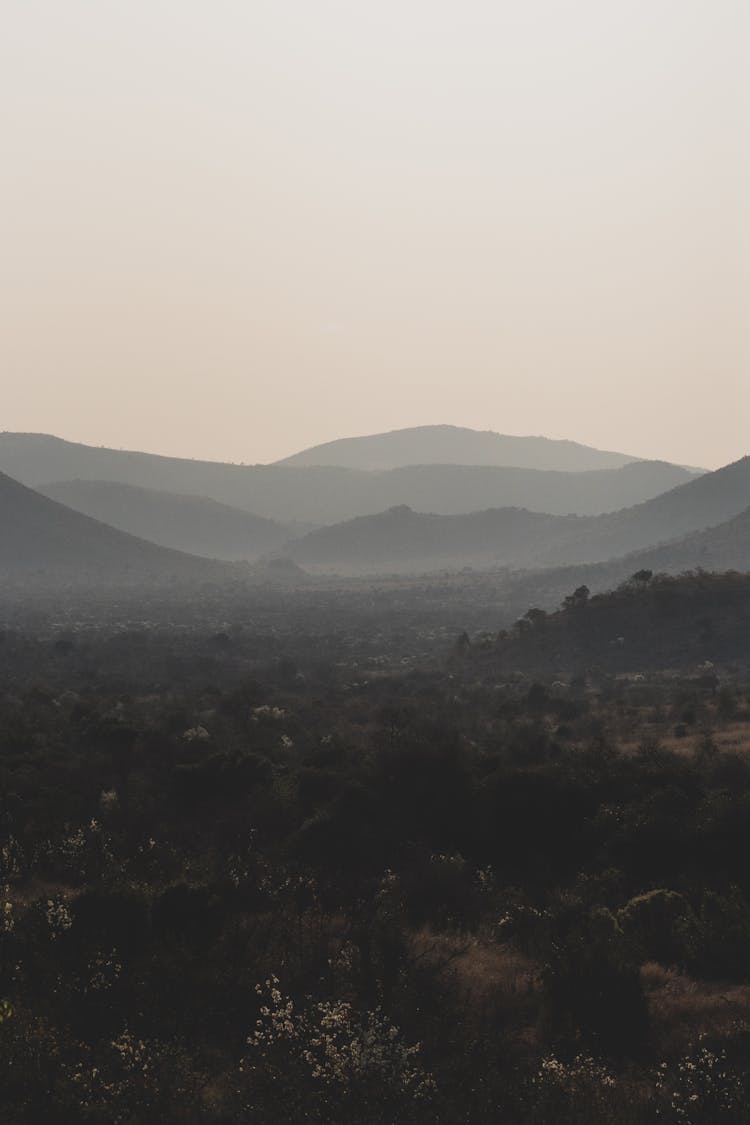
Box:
[488,570,750,676]
[3,567,750,1122]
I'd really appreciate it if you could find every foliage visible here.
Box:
[2,577,750,1120]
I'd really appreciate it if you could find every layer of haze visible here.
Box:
[2,1,748,469]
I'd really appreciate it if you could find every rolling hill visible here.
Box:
[488,570,750,675]
[275,424,645,471]
[619,506,750,575]
[481,506,750,629]
[358,460,694,520]
[0,433,696,524]
[535,454,750,566]
[0,471,223,583]
[279,505,575,573]
[277,456,750,575]
[39,480,296,561]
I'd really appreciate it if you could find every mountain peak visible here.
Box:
[275,425,644,472]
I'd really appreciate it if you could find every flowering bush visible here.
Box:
[655,1043,746,1123]
[56,819,117,882]
[44,896,73,940]
[86,948,122,993]
[67,1030,206,1122]
[239,977,435,1118]
[1,885,14,936]
[530,1052,620,1121]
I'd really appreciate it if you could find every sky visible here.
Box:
[2,1,748,469]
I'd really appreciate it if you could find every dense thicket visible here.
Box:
[2,574,750,1121]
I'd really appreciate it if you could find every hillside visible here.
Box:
[449,503,750,642]
[276,424,643,471]
[279,505,577,573]
[538,454,750,566]
[279,457,750,575]
[613,506,750,576]
[371,460,694,519]
[0,471,223,583]
[485,570,750,675]
[40,480,295,561]
[0,433,696,524]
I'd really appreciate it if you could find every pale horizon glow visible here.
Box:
[2,2,748,471]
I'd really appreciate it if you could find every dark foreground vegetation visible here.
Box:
[3,571,750,1122]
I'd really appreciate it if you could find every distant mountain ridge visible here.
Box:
[0,433,698,524]
[0,470,223,583]
[536,454,750,566]
[275,424,645,471]
[278,456,750,575]
[620,505,750,575]
[40,480,296,561]
[280,505,573,573]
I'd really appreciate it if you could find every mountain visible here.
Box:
[371,461,695,517]
[275,424,645,471]
[0,471,222,583]
[535,505,750,603]
[0,434,697,524]
[278,506,575,573]
[486,570,750,675]
[39,480,295,562]
[535,455,750,566]
[450,501,750,633]
[277,456,750,575]
[621,506,750,575]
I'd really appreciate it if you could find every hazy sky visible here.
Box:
[2,2,748,468]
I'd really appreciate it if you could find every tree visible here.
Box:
[563,585,590,612]
[524,607,548,629]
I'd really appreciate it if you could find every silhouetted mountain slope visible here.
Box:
[469,506,750,630]
[0,433,271,495]
[0,434,696,523]
[40,480,295,561]
[0,471,222,582]
[376,461,694,519]
[537,455,750,566]
[278,457,750,575]
[280,506,577,572]
[486,570,750,675]
[613,507,750,576]
[275,424,644,471]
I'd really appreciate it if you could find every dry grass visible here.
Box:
[410,927,540,1000]
[642,961,750,1055]
[408,927,541,1049]
[613,713,750,759]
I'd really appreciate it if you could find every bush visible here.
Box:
[618,889,697,967]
